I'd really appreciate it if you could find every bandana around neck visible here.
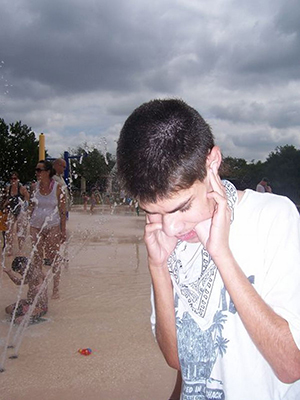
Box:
[167,180,238,330]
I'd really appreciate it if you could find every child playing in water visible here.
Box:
[3,256,48,324]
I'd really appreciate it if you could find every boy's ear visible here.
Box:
[206,146,222,170]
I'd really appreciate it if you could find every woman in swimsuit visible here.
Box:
[30,160,66,299]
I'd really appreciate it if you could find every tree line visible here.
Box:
[221,145,300,204]
[0,118,299,203]
[0,119,115,192]
[68,145,115,192]
[0,118,40,183]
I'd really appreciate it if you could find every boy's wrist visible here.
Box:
[148,259,168,270]
[149,262,172,283]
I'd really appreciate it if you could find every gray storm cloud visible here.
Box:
[0,0,299,160]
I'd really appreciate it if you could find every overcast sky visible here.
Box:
[1,0,299,162]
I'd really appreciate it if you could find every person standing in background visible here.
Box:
[30,160,66,299]
[53,158,70,269]
[5,172,30,257]
[256,177,272,193]
[82,191,89,212]
[0,190,8,251]
[53,158,71,215]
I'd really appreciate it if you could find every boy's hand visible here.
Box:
[195,163,231,259]
[144,214,178,267]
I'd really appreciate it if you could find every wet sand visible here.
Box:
[0,207,175,400]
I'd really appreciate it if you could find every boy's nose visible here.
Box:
[162,213,183,237]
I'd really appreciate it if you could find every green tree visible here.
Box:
[265,145,300,203]
[221,145,300,203]
[69,144,115,192]
[0,118,40,183]
[221,156,265,190]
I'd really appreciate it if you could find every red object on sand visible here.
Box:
[78,348,92,356]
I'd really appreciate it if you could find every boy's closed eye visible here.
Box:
[180,201,192,213]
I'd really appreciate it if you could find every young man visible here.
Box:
[117,99,300,399]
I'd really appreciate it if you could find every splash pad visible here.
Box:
[0,207,175,399]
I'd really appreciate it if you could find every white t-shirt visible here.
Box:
[53,174,70,211]
[256,183,265,192]
[151,189,300,400]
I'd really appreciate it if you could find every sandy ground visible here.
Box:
[0,206,176,400]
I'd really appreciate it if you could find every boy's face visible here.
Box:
[140,177,215,243]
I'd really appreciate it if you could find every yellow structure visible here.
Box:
[39,133,45,161]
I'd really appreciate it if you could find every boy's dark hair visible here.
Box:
[117,98,215,203]
[12,256,28,273]
[39,160,55,178]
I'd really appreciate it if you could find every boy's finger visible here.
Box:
[145,222,163,234]
[209,167,225,197]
